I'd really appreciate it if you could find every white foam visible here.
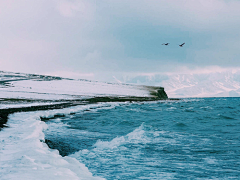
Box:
[93,123,150,150]
[166,107,177,111]
[200,106,213,110]
[0,102,60,109]
[204,157,217,165]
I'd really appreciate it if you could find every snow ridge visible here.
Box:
[120,70,240,98]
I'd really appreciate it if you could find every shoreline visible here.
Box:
[0,96,179,130]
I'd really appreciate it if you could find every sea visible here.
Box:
[40,97,240,179]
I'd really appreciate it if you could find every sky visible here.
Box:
[1,0,240,82]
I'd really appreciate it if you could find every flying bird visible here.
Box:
[179,43,185,47]
[162,43,169,46]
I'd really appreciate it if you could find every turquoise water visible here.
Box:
[44,98,240,179]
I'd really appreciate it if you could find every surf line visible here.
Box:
[0,93,179,130]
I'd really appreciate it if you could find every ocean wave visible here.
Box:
[70,124,181,179]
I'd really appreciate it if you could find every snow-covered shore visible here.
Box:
[0,71,169,179]
[0,71,167,101]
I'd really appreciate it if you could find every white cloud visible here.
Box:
[0,38,58,73]
[56,0,95,19]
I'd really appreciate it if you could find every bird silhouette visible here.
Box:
[162,43,169,46]
[179,43,185,47]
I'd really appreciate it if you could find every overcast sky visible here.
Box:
[1,0,240,81]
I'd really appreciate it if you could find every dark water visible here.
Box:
[44,98,240,179]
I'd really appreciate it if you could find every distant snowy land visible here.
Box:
[117,69,240,98]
